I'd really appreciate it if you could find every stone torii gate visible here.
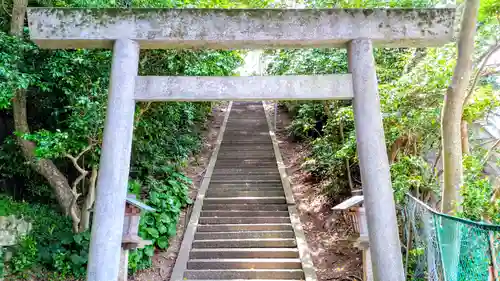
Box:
[27,7,455,281]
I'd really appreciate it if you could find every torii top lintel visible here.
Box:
[27,8,455,50]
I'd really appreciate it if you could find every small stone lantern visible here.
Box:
[122,194,155,250]
[332,190,373,281]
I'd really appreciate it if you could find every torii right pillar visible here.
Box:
[348,39,405,281]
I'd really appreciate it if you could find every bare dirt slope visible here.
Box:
[264,102,363,281]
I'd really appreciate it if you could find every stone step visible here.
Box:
[223,136,270,138]
[200,211,289,218]
[194,231,295,240]
[212,170,280,175]
[214,164,278,169]
[219,146,273,150]
[206,191,285,197]
[212,173,280,177]
[187,258,302,269]
[215,162,277,165]
[201,204,288,211]
[211,175,280,179]
[222,131,268,133]
[197,223,293,232]
[218,152,275,157]
[203,197,286,204]
[218,150,274,154]
[199,217,291,224]
[184,269,305,280]
[219,150,274,156]
[208,180,282,184]
[207,189,283,194]
[213,168,278,172]
[183,279,302,281]
[222,141,271,144]
[215,158,277,162]
[208,185,283,191]
[192,238,297,248]
[214,161,277,165]
[189,248,299,259]
[209,178,282,183]
[221,141,273,145]
[224,128,269,131]
[214,165,278,171]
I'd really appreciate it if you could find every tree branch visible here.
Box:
[432,144,443,175]
[69,187,81,233]
[463,43,500,107]
[135,102,152,124]
[481,138,500,167]
[65,144,93,175]
[65,145,94,232]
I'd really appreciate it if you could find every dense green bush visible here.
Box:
[267,1,500,220]
[0,195,89,280]
[0,0,253,278]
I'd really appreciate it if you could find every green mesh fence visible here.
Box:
[403,194,500,281]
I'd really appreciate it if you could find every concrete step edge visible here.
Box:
[205,192,285,198]
[201,204,288,211]
[183,269,305,279]
[190,248,299,253]
[196,223,294,232]
[200,211,289,216]
[204,197,286,200]
[187,258,301,262]
[186,258,302,269]
[194,231,295,239]
[198,217,291,224]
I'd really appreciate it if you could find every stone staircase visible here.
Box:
[173,101,314,281]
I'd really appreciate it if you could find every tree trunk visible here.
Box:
[388,135,409,164]
[441,0,480,214]
[10,0,78,217]
[79,167,98,232]
[339,119,354,191]
[460,120,470,155]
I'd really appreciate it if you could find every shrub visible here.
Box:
[0,195,88,279]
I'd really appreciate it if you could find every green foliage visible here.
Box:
[460,153,500,224]
[128,171,193,273]
[0,248,4,278]
[284,102,325,140]
[267,0,500,223]
[10,236,37,274]
[462,85,500,122]
[390,156,438,203]
[296,0,440,8]
[0,31,40,109]
[0,195,89,279]
[1,0,246,275]
[268,47,410,197]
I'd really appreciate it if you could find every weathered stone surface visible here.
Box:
[0,215,32,247]
[134,75,353,101]
[27,8,455,49]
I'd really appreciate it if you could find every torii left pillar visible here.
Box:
[87,39,139,281]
